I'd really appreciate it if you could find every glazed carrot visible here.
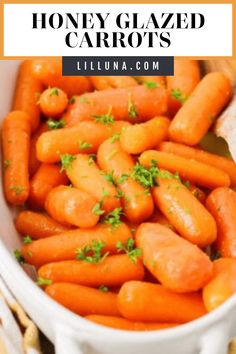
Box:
[152,179,216,247]
[12,60,43,132]
[135,76,165,87]
[46,283,120,316]
[28,164,68,210]
[45,186,99,228]
[22,223,132,266]
[97,140,154,223]
[36,120,130,163]
[169,72,232,145]
[120,117,170,155]
[38,254,144,286]
[139,150,230,189]
[89,76,138,90]
[166,60,200,117]
[64,85,167,127]
[66,154,120,214]
[38,87,68,118]
[159,142,236,187]
[2,111,31,205]
[203,258,236,312]
[118,281,206,323]
[15,211,71,239]
[29,123,48,176]
[206,188,236,257]
[31,59,92,96]
[136,223,213,292]
[86,315,178,331]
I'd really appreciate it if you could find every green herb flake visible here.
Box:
[98,285,109,292]
[23,235,33,244]
[93,106,114,125]
[102,171,116,186]
[110,133,120,143]
[144,81,157,89]
[37,277,52,286]
[103,207,123,228]
[79,141,92,150]
[76,240,109,264]
[80,96,90,104]
[128,95,138,118]
[132,160,159,188]
[102,189,110,198]
[183,180,191,189]
[69,96,77,104]
[170,88,187,104]
[92,202,105,216]
[60,154,76,172]
[118,174,129,184]
[47,118,65,130]
[150,259,155,269]
[27,251,33,258]
[10,185,25,196]
[88,154,96,165]
[50,87,59,96]
[116,238,142,263]
[14,249,25,264]
[116,189,124,199]
[4,160,11,169]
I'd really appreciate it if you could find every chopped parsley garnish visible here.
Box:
[132,160,159,188]
[144,81,157,89]
[118,174,129,184]
[47,118,65,130]
[80,96,90,104]
[92,202,105,216]
[23,235,33,244]
[49,87,59,96]
[110,133,120,143]
[103,207,123,228]
[14,249,25,264]
[128,95,138,118]
[102,189,110,198]
[93,106,114,125]
[116,238,142,263]
[76,240,109,264]
[170,88,187,104]
[37,277,52,286]
[69,96,77,104]
[98,285,109,292]
[102,171,117,186]
[60,154,76,172]
[116,189,124,199]
[4,160,10,169]
[79,141,92,150]
[10,185,25,196]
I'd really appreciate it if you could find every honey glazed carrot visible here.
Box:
[89,76,138,90]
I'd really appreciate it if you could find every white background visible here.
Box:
[3,4,233,57]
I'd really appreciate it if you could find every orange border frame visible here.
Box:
[0,0,235,59]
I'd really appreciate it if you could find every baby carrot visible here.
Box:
[152,178,217,247]
[169,72,232,145]
[139,150,230,189]
[166,60,200,117]
[89,76,138,90]
[203,258,236,312]
[38,254,144,286]
[118,281,206,323]
[120,117,170,155]
[29,123,48,176]
[28,163,68,210]
[12,60,43,132]
[136,223,213,292]
[206,188,236,257]
[2,111,31,205]
[45,185,99,228]
[31,59,92,96]
[38,87,68,118]
[159,142,236,187]
[64,85,167,127]
[86,315,178,331]
[46,283,120,316]
[66,154,120,214]
[97,140,154,223]
[15,210,71,239]
[22,223,132,266]
[36,120,130,163]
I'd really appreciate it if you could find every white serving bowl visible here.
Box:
[0,60,236,354]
